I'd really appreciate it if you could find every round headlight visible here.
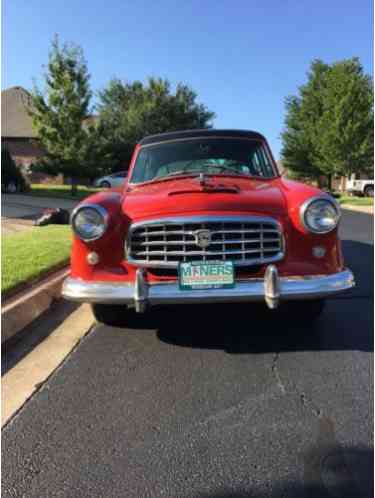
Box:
[301,197,340,234]
[71,204,108,241]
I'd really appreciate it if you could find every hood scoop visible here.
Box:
[168,177,240,196]
[168,185,240,196]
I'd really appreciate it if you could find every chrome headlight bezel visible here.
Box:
[71,204,109,242]
[300,196,341,234]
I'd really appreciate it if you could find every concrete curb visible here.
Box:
[2,268,70,344]
[341,205,373,214]
[2,303,94,426]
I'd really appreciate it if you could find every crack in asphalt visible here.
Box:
[271,353,325,419]
[271,352,286,394]
[299,392,323,419]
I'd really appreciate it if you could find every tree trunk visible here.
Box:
[70,177,77,197]
[340,176,347,192]
[327,174,332,191]
[317,175,325,189]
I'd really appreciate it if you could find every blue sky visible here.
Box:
[2,0,373,159]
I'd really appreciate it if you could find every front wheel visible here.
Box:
[100,181,111,188]
[280,299,326,323]
[91,303,129,327]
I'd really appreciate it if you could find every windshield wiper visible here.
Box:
[149,163,251,183]
[160,170,202,179]
[207,165,247,176]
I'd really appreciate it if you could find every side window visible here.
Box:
[258,146,274,177]
[131,149,151,183]
[249,149,262,176]
[248,145,274,177]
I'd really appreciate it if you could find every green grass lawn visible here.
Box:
[2,225,72,297]
[338,195,374,206]
[27,184,101,200]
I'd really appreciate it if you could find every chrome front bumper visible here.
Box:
[62,266,355,312]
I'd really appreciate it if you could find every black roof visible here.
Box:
[139,129,266,146]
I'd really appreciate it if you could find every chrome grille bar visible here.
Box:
[126,216,284,268]
[132,238,281,246]
[134,248,280,256]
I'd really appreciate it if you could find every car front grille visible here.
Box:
[126,216,284,268]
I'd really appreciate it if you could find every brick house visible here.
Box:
[1,86,63,184]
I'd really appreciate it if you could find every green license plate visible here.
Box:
[178,261,235,290]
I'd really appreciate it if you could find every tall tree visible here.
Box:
[96,77,216,169]
[281,60,330,184]
[29,37,99,194]
[318,58,373,180]
[281,58,373,189]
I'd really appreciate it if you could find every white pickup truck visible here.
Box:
[346,176,374,197]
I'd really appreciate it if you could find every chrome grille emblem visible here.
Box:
[194,229,211,249]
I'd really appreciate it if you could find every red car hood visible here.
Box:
[122,176,287,220]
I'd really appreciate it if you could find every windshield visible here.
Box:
[130,138,276,184]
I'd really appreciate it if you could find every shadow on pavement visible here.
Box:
[197,445,373,497]
[1,301,80,375]
[121,240,373,353]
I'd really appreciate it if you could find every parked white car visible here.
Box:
[93,171,127,188]
[346,176,374,197]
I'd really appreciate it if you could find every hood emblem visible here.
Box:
[198,172,207,186]
[194,229,211,249]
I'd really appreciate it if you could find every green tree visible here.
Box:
[318,58,373,180]
[29,37,99,194]
[97,77,216,169]
[281,60,330,184]
[281,58,373,189]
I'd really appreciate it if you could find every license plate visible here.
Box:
[178,261,235,290]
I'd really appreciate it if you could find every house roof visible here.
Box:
[2,86,99,139]
[2,86,37,138]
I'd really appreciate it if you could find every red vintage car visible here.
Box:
[62,129,355,326]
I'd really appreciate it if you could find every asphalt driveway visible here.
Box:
[2,210,373,498]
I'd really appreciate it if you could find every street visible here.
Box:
[2,210,373,497]
[1,194,77,235]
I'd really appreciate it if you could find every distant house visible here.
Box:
[1,86,100,184]
[1,86,49,179]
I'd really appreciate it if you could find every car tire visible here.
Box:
[7,182,17,193]
[364,185,374,197]
[91,304,129,327]
[280,299,326,323]
[100,181,111,188]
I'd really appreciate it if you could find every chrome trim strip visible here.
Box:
[126,253,285,269]
[125,215,284,268]
[300,195,341,234]
[129,215,281,229]
[70,203,109,242]
[62,269,355,307]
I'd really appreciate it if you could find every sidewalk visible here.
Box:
[2,218,34,236]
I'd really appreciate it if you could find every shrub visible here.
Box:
[1,147,27,192]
